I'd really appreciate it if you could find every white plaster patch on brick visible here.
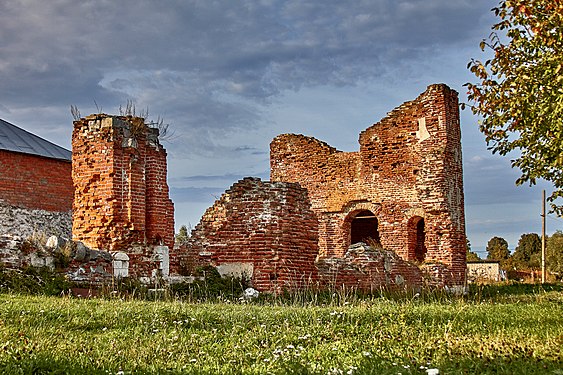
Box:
[216,262,254,279]
[416,117,430,142]
[111,251,130,278]
[154,245,169,276]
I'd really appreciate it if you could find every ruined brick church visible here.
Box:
[0,83,466,292]
[179,83,466,291]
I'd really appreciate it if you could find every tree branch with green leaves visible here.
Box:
[465,0,563,214]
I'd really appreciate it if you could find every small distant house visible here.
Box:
[466,261,504,283]
[0,118,73,212]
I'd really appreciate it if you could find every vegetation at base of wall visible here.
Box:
[0,266,72,296]
[0,286,561,374]
[169,266,251,302]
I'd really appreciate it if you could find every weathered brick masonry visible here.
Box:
[179,177,319,292]
[0,150,72,212]
[271,84,466,286]
[1,84,466,291]
[72,114,174,276]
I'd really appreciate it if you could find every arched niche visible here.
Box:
[408,216,426,262]
[348,210,381,246]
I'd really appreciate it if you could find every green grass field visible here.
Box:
[0,286,562,374]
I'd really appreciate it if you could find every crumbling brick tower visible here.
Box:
[72,114,174,275]
[271,84,466,286]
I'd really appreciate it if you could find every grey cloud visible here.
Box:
[0,0,493,158]
[0,0,491,107]
[175,174,248,183]
[172,170,269,184]
[170,187,226,203]
[463,156,538,206]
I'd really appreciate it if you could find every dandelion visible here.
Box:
[328,368,343,375]
[347,365,358,374]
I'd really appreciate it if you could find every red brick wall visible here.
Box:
[72,114,174,253]
[0,150,72,212]
[180,177,319,292]
[271,84,466,286]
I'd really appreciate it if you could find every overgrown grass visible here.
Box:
[0,286,562,374]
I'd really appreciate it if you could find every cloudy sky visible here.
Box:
[1,0,559,256]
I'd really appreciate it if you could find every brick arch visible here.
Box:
[341,200,382,216]
[341,201,382,248]
[407,216,427,262]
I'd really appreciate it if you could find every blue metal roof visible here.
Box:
[0,118,71,161]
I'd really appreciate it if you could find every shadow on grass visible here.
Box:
[3,353,562,375]
[438,355,563,375]
[0,356,108,375]
[468,282,563,299]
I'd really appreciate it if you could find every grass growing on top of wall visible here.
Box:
[0,286,562,374]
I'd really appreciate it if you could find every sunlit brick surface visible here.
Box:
[270,84,466,286]
[71,115,174,259]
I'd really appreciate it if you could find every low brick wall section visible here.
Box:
[179,177,319,292]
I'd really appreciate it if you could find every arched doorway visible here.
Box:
[350,210,380,246]
[408,216,426,262]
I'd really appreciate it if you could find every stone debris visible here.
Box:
[243,287,260,300]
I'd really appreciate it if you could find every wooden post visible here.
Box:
[541,189,546,284]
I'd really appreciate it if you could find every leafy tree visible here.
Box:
[466,238,481,261]
[465,0,563,213]
[512,233,541,269]
[547,230,563,277]
[467,250,481,262]
[486,236,511,267]
[175,225,190,244]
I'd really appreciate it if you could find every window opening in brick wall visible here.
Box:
[350,210,380,246]
[408,216,427,262]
